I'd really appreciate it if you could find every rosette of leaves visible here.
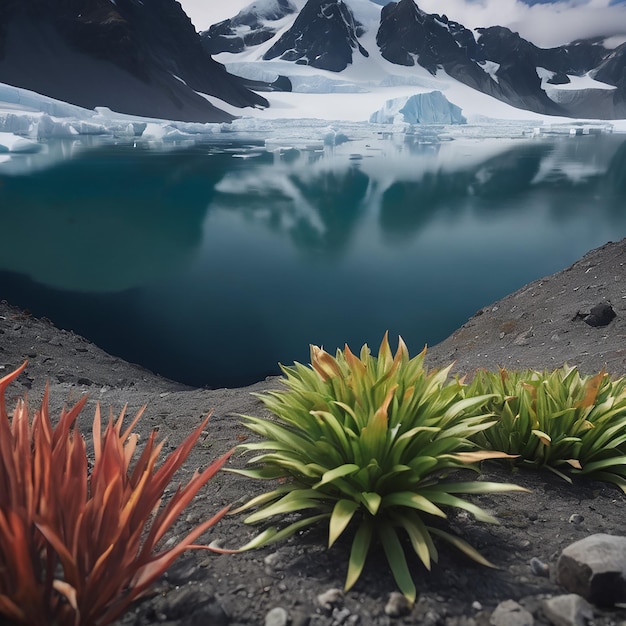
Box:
[231,334,526,602]
[466,366,626,490]
[0,362,232,626]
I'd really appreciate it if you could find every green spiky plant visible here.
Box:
[230,334,527,602]
[466,366,626,490]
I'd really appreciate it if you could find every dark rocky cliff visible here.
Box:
[263,0,369,72]
[0,0,269,123]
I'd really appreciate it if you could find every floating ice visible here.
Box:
[0,82,92,118]
[0,132,40,153]
[369,91,466,125]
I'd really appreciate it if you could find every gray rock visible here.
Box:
[317,588,344,612]
[530,557,550,578]
[556,534,626,606]
[332,607,352,624]
[490,600,534,626]
[148,583,229,626]
[513,329,534,346]
[384,592,413,617]
[542,594,593,626]
[265,607,289,626]
[446,618,477,626]
[584,303,616,327]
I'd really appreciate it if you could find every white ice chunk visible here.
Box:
[36,115,79,138]
[141,123,170,140]
[0,132,39,153]
[369,91,466,125]
[0,113,35,135]
[0,83,92,118]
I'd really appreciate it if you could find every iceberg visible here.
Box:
[369,91,466,125]
[0,132,40,153]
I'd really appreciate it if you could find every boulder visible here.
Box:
[556,534,626,606]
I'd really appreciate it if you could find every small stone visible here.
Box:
[148,583,229,626]
[317,588,344,612]
[583,303,616,327]
[164,557,199,584]
[542,594,593,626]
[472,601,483,611]
[291,611,310,626]
[490,600,534,626]
[332,607,352,624]
[530,557,550,578]
[264,552,282,572]
[568,514,584,525]
[513,329,533,346]
[265,607,289,626]
[557,534,626,606]
[446,618,477,626]
[385,592,413,617]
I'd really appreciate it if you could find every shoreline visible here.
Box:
[2,238,625,399]
[1,237,626,626]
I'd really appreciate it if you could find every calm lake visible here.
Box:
[1,123,626,387]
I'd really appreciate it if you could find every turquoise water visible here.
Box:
[1,128,625,387]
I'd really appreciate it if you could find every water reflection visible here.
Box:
[1,131,625,387]
[0,143,233,291]
[607,140,626,194]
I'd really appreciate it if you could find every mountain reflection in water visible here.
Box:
[1,130,625,387]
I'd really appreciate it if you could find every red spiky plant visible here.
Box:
[0,362,232,626]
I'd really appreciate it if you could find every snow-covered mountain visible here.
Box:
[203,0,298,55]
[202,0,626,120]
[0,0,276,123]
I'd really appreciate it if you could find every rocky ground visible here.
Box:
[1,238,626,626]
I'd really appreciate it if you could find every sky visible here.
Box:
[180,0,626,47]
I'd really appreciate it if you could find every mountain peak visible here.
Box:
[202,0,297,55]
[262,0,369,72]
[0,0,269,122]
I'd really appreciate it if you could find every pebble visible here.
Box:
[542,594,593,626]
[148,583,229,626]
[447,617,477,626]
[384,592,413,617]
[332,607,352,624]
[264,552,283,573]
[513,329,534,346]
[265,607,289,626]
[530,557,550,577]
[317,588,344,612]
[490,600,534,626]
[568,514,584,525]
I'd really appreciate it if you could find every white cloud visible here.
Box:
[179,0,626,47]
[179,0,252,31]
[409,0,626,47]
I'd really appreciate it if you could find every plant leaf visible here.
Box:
[328,499,360,547]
